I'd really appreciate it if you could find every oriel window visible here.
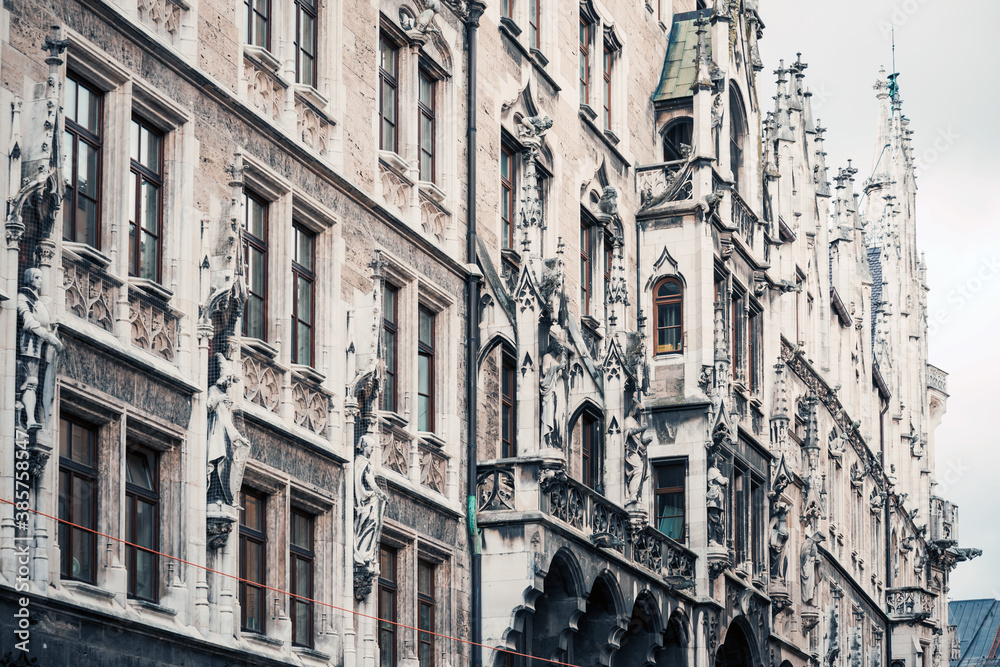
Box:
[128,118,163,282]
[418,69,436,183]
[382,283,398,412]
[290,510,315,647]
[239,489,266,634]
[379,35,399,153]
[295,0,317,87]
[654,277,683,354]
[291,224,315,366]
[242,191,268,341]
[63,75,102,249]
[58,417,97,585]
[417,308,436,432]
[125,446,159,602]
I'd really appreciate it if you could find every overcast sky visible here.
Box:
[757,0,1000,600]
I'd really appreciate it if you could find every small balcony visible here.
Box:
[927,364,948,395]
[885,586,937,624]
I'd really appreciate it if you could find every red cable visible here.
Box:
[0,497,580,667]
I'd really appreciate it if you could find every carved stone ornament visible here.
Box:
[799,531,825,605]
[354,427,387,600]
[624,402,652,508]
[16,269,63,433]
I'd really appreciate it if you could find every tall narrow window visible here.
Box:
[292,225,315,366]
[418,561,436,667]
[655,462,685,541]
[603,236,614,323]
[528,0,540,51]
[239,489,266,634]
[653,277,683,354]
[579,412,601,491]
[242,191,268,340]
[378,547,397,667]
[501,351,517,458]
[602,43,613,130]
[733,469,747,563]
[243,0,270,49]
[63,75,102,248]
[501,146,515,250]
[290,510,314,648]
[58,417,97,584]
[579,17,592,106]
[125,447,159,602]
[749,308,762,393]
[501,0,513,19]
[382,284,398,412]
[730,87,746,192]
[379,35,399,153]
[295,0,318,87]
[418,308,435,432]
[128,118,163,282]
[418,69,436,182]
[663,119,693,162]
[580,223,592,315]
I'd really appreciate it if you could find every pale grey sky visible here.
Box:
[758,0,1000,600]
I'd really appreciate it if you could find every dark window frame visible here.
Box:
[239,488,267,635]
[242,190,269,341]
[294,0,318,87]
[501,349,517,458]
[125,445,160,602]
[577,410,602,491]
[378,546,398,667]
[63,74,104,249]
[418,67,437,183]
[418,560,436,667]
[244,0,271,49]
[417,307,436,432]
[528,0,541,51]
[580,220,593,316]
[501,144,516,250]
[579,16,593,106]
[501,0,514,19]
[653,460,686,542]
[291,223,316,366]
[382,283,399,412]
[290,509,315,648]
[128,116,164,282]
[602,41,613,130]
[663,118,693,162]
[653,277,683,355]
[729,86,747,192]
[58,416,98,585]
[379,33,400,154]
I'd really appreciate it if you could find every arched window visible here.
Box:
[663,118,693,162]
[654,277,683,354]
[729,86,747,191]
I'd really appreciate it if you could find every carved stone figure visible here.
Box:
[598,185,619,217]
[206,346,250,507]
[354,427,387,599]
[518,114,553,140]
[413,0,441,33]
[624,402,653,507]
[17,268,63,431]
[706,452,728,546]
[800,531,826,604]
[769,502,790,582]
[539,332,568,449]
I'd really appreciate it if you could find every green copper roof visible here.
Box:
[653,9,712,103]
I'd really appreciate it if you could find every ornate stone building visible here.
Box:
[0,0,977,666]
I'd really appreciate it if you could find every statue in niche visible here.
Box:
[354,426,387,598]
[17,268,63,431]
[769,502,790,582]
[800,531,826,605]
[706,450,728,546]
[539,329,568,450]
[624,401,653,507]
[206,341,250,507]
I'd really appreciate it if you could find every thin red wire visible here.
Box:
[0,496,580,667]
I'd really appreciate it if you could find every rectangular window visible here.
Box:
[58,417,97,584]
[580,222,592,316]
[239,489,266,634]
[242,191,268,340]
[501,352,517,458]
[501,146,515,250]
[382,283,398,412]
[418,561,435,667]
[128,118,163,282]
[244,0,270,49]
[733,469,747,563]
[580,413,600,490]
[378,547,397,667]
[63,75,102,249]
[603,43,613,130]
[295,0,318,86]
[418,69,436,182]
[749,307,762,393]
[528,0,540,51]
[125,446,159,602]
[418,308,435,432]
[654,462,685,541]
[501,0,513,19]
[290,510,314,647]
[603,236,613,323]
[379,35,399,153]
[292,224,315,366]
[579,18,592,106]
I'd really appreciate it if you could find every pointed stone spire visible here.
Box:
[813,119,831,196]
[692,16,714,92]
[772,61,795,141]
[788,52,807,112]
[868,66,893,190]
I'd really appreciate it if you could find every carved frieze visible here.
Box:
[295,96,332,156]
[382,429,409,476]
[63,259,118,332]
[137,0,186,45]
[243,353,281,412]
[419,443,446,494]
[129,292,179,361]
[244,56,286,122]
[291,378,329,434]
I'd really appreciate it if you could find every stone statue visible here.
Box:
[17,268,63,431]
[706,452,728,546]
[206,346,250,507]
[769,502,790,582]
[354,427,387,598]
[518,114,553,141]
[800,531,826,605]
[539,332,568,449]
[624,402,653,506]
[598,185,619,217]
[403,0,441,34]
